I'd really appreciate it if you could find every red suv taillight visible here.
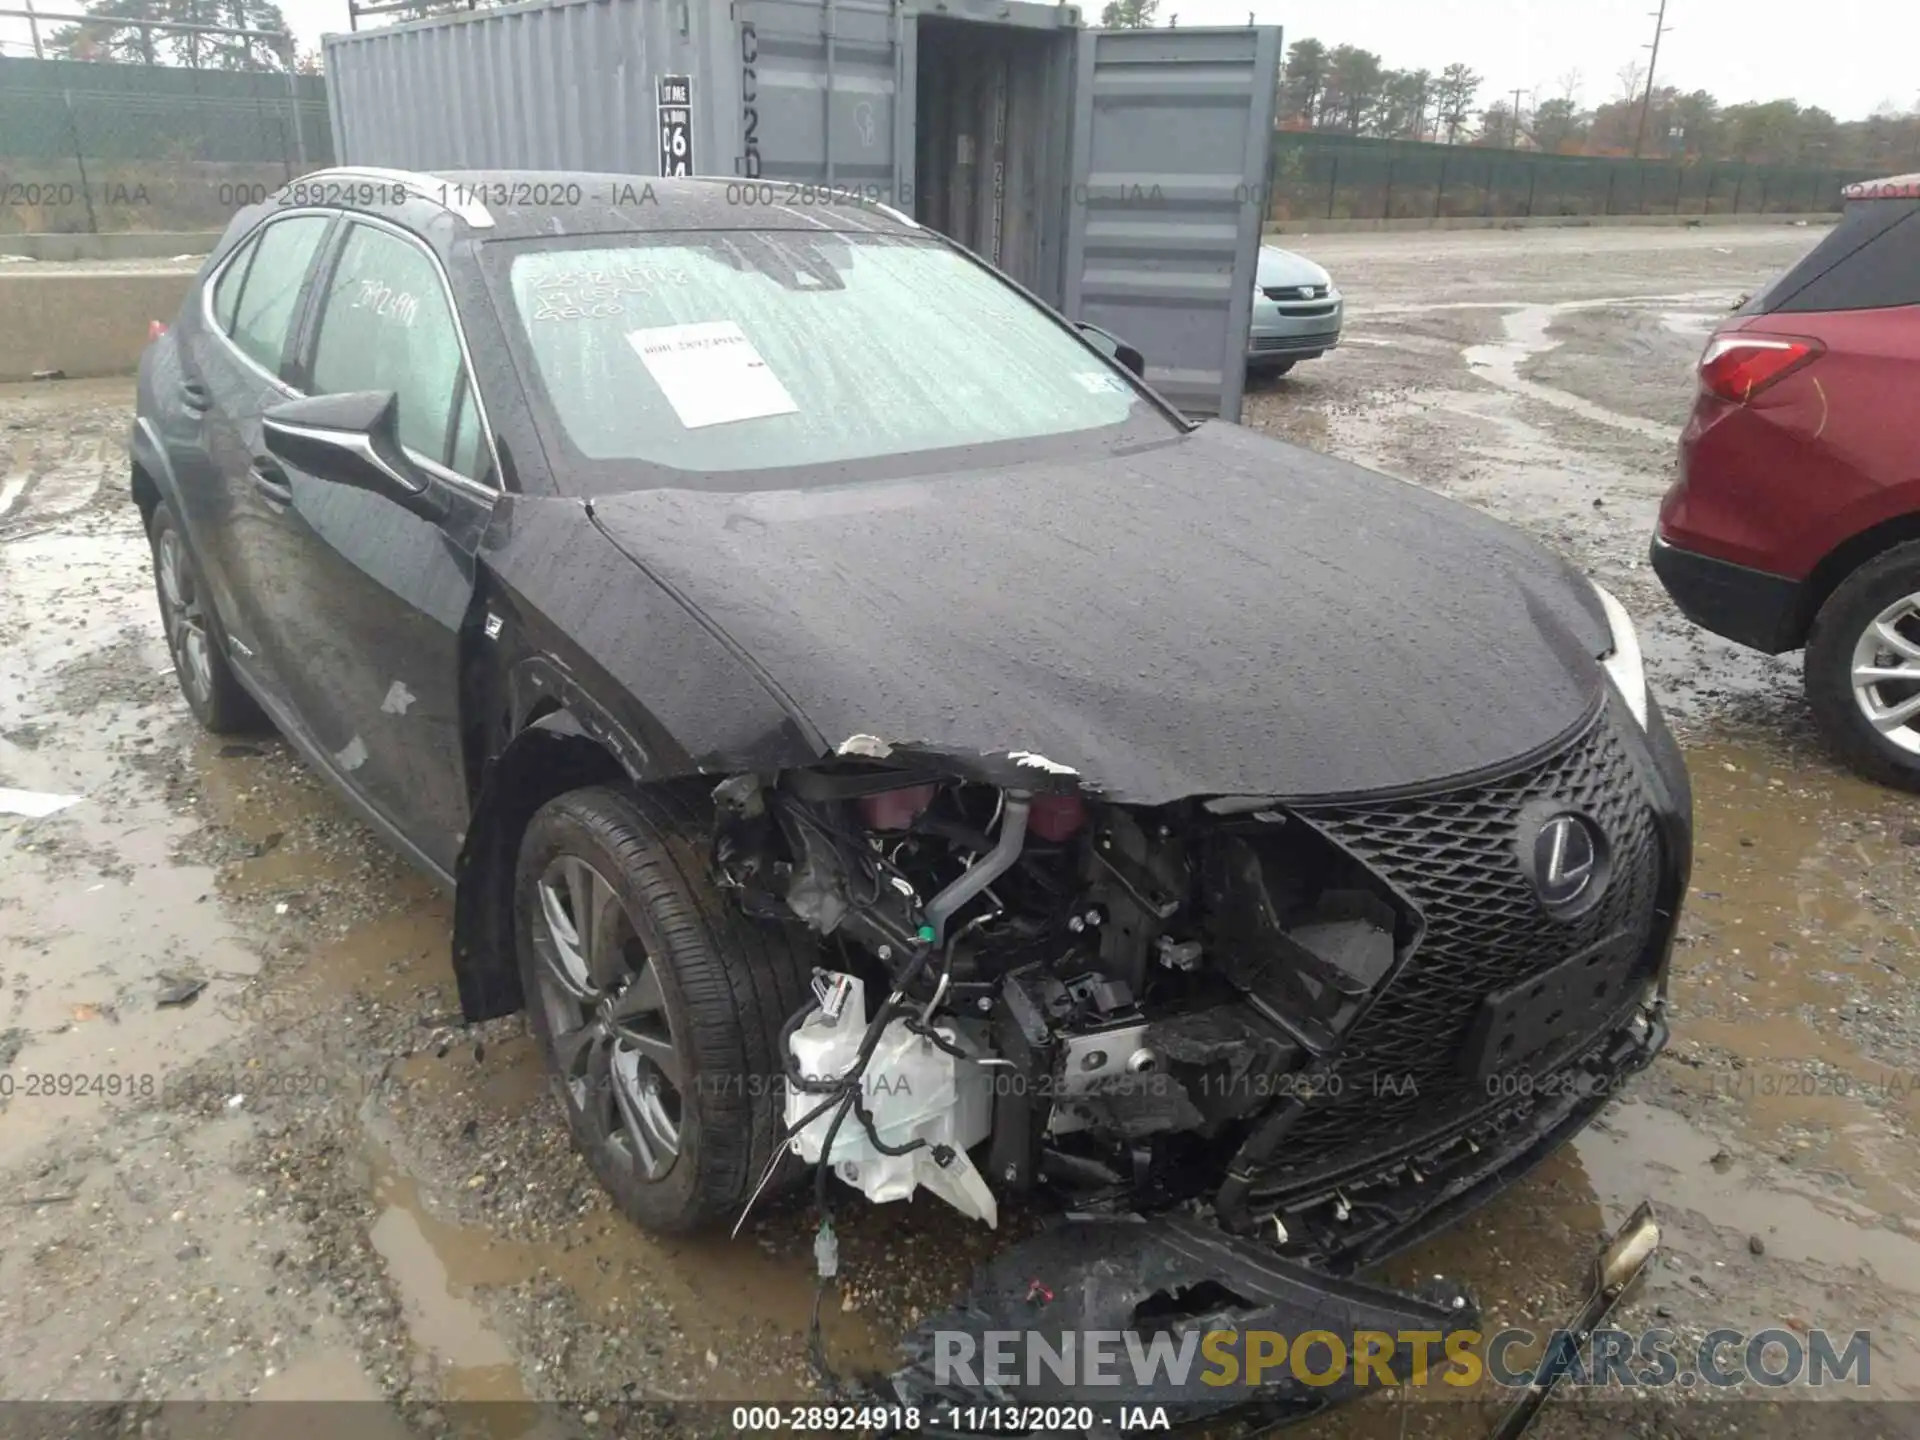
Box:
[1698,334,1823,403]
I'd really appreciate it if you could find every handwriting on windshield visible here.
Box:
[530,265,693,322]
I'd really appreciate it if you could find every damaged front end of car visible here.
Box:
[708,695,1689,1424]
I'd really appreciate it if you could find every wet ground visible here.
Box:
[4,225,1918,1438]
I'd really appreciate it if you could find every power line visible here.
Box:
[1632,0,1673,158]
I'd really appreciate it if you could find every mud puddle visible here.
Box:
[350,1037,905,1403]
[217,846,972,1413]
[1664,736,1920,1225]
[364,1133,529,1403]
[1460,298,1705,441]
[0,407,257,1149]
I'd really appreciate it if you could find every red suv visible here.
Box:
[1654,174,1920,788]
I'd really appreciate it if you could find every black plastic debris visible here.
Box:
[156,974,208,1008]
[894,1213,1477,1426]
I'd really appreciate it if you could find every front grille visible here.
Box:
[1263,282,1329,302]
[1251,333,1333,353]
[1270,707,1662,1176]
[1271,301,1338,318]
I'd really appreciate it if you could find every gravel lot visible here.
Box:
[4,224,1919,1439]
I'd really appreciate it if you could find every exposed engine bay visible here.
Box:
[701,750,1676,1419]
[713,761,1454,1233]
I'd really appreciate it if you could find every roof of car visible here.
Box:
[1842,173,1920,202]
[293,167,924,240]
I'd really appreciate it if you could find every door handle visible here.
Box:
[179,380,212,413]
[249,460,292,506]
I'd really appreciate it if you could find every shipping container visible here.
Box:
[324,0,1278,418]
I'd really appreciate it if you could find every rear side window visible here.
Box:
[228,215,330,374]
[1748,202,1920,314]
[211,234,257,334]
[308,223,482,477]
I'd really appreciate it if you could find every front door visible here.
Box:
[1061,25,1281,421]
[243,218,495,874]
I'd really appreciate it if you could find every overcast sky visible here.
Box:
[1174,0,1911,120]
[2,0,1910,122]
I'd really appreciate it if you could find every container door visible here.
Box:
[733,0,905,197]
[1062,25,1280,421]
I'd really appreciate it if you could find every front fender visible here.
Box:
[505,653,651,780]
[450,713,629,1022]
[477,495,822,775]
[448,498,829,1020]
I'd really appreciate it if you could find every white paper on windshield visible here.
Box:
[625,320,798,430]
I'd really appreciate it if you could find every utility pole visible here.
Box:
[1510,87,1524,148]
[23,0,45,56]
[1632,0,1672,158]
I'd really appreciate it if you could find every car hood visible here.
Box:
[1256,247,1331,290]
[587,421,1611,804]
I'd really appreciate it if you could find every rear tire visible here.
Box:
[513,783,818,1233]
[1805,542,1920,792]
[148,502,265,735]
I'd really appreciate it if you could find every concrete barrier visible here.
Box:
[0,231,220,262]
[1263,211,1840,236]
[0,268,197,381]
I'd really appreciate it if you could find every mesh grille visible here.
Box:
[1271,707,1662,1171]
[1252,333,1335,353]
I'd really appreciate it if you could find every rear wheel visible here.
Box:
[513,783,818,1233]
[148,502,264,734]
[1805,542,1920,791]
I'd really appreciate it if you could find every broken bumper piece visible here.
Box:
[892,1214,1476,1432]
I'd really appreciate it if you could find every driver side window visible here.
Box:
[308,223,488,482]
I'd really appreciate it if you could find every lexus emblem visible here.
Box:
[1532,813,1604,910]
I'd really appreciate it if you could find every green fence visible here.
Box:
[1,56,332,233]
[1268,131,1877,223]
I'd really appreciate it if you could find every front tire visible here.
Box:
[513,783,818,1233]
[1805,542,1920,792]
[148,502,264,734]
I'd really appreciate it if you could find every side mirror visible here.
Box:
[261,390,444,520]
[1074,321,1145,379]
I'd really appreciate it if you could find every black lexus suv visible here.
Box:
[133,168,1691,1419]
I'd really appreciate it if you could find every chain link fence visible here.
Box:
[1268,131,1879,223]
[5,58,1878,235]
[1,55,331,234]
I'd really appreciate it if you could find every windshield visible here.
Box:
[493,231,1173,491]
